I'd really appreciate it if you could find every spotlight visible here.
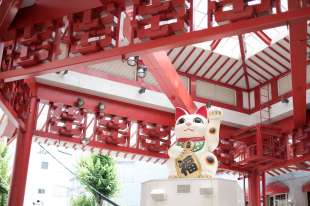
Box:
[75,97,84,108]
[281,97,289,104]
[127,56,138,67]
[206,102,212,108]
[56,70,68,75]
[98,102,105,112]
[137,65,147,79]
[138,87,146,94]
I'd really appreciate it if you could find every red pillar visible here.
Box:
[262,172,267,206]
[248,171,261,206]
[8,96,37,206]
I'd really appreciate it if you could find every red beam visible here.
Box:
[0,93,23,128]
[238,35,250,89]
[261,50,290,71]
[193,52,213,76]
[248,171,261,206]
[142,51,196,113]
[8,97,37,206]
[268,46,291,63]
[201,55,222,77]
[0,0,22,36]
[37,84,174,126]
[2,7,310,81]
[177,47,196,70]
[248,59,275,78]
[254,54,283,74]
[255,31,272,46]
[225,65,243,84]
[288,0,308,127]
[184,49,205,73]
[218,60,238,82]
[210,57,230,80]
[210,39,222,51]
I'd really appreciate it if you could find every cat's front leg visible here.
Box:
[206,107,223,152]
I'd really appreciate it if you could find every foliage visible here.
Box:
[0,143,9,206]
[71,195,97,206]
[77,154,119,204]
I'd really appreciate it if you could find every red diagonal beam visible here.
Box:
[0,0,22,36]
[210,57,230,80]
[261,50,290,71]
[142,51,196,113]
[247,64,268,81]
[193,52,213,76]
[201,55,222,77]
[210,39,222,51]
[1,7,310,82]
[238,35,250,89]
[218,60,238,82]
[225,65,243,84]
[248,58,276,78]
[184,49,204,73]
[269,46,291,63]
[254,54,283,74]
[172,47,186,64]
[177,47,196,70]
[255,31,272,46]
[288,1,308,127]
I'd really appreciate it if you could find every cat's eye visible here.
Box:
[193,117,203,124]
[177,118,185,125]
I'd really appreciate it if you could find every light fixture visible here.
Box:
[138,87,146,94]
[98,102,105,112]
[75,97,85,108]
[56,70,68,75]
[137,65,147,79]
[127,56,139,67]
[206,102,212,108]
[281,97,289,104]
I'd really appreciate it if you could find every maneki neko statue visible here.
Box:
[168,106,223,178]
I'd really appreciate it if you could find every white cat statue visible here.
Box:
[168,106,223,178]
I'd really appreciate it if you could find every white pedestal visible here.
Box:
[140,178,245,206]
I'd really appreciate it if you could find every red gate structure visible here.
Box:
[0,0,310,206]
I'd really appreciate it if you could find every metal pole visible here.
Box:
[8,97,38,206]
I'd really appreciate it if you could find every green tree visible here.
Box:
[71,195,97,206]
[73,154,119,205]
[0,143,9,206]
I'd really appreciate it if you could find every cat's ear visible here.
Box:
[175,107,188,121]
[196,106,208,117]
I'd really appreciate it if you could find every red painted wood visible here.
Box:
[248,59,275,78]
[8,97,37,206]
[184,49,205,73]
[255,31,272,45]
[142,51,196,113]
[248,172,261,206]
[2,7,310,82]
[266,181,289,195]
[193,52,213,76]
[288,0,308,127]
[201,55,222,77]
[177,47,196,71]
[261,50,290,71]
[225,65,243,84]
[218,60,238,82]
[210,57,230,80]
[254,54,283,74]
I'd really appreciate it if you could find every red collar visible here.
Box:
[177,137,205,143]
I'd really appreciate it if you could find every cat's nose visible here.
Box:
[185,122,191,126]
